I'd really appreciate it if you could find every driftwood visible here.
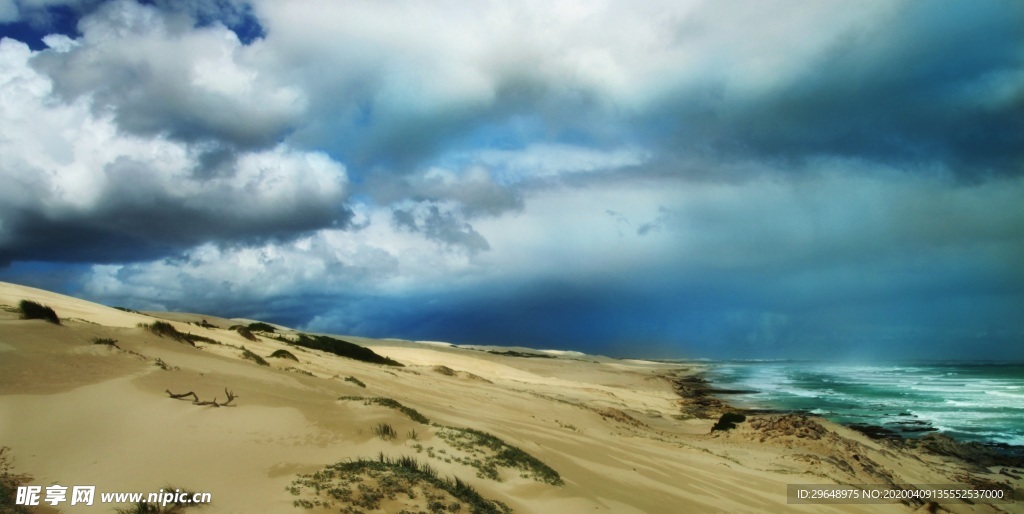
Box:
[165,388,237,407]
[165,389,199,402]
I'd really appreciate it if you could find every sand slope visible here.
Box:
[1,281,1020,513]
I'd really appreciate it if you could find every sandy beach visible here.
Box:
[1,281,1021,513]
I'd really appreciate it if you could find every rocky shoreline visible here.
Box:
[669,372,757,419]
[672,369,1024,470]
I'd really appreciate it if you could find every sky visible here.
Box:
[1,0,1022,360]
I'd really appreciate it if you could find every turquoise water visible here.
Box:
[705,362,1024,446]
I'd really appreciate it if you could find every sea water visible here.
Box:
[705,362,1024,446]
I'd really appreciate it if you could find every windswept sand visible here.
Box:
[1,281,1021,513]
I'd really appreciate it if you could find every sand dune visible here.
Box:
[1,281,1020,513]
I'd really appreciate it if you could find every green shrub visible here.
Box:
[294,333,403,366]
[234,326,258,341]
[142,321,188,343]
[711,412,747,432]
[241,347,270,366]
[344,376,366,388]
[247,322,277,333]
[112,306,140,314]
[269,349,298,361]
[91,337,119,347]
[18,300,60,325]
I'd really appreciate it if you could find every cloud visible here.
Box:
[391,201,490,255]
[31,0,301,148]
[2,0,1023,359]
[368,165,522,219]
[645,1,1024,178]
[54,161,1024,359]
[75,201,492,314]
[0,0,18,23]
[9,1,1024,181]
[448,144,651,184]
[0,37,349,264]
[237,0,1024,185]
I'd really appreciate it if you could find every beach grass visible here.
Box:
[18,299,60,325]
[433,365,457,376]
[241,347,270,366]
[372,422,398,440]
[437,426,563,485]
[141,321,222,347]
[288,453,512,514]
[338,396,430,424]
[1,447,31,514]
[343,376,366,388]
[233,326,258,341]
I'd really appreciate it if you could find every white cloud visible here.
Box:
[0,36,348,260]
[80,202,488,309]
[41,34,79,52]
[32,0,305,147]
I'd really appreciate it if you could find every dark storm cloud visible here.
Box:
[3,0,1023,361]
[650,2,1024,178]
[272,0,1024,187]
[0,156,353,265]
[302,266,1024,360]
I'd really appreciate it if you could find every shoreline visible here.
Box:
[682,365,1024,469]
[672,366,1024,510]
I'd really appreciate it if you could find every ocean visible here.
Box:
[705,362,1024,447]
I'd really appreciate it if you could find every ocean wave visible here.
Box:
[709,363,1024,447]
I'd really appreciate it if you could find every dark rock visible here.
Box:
[711,412,747,432]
